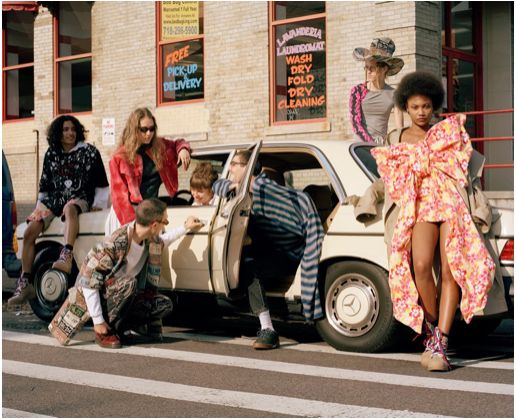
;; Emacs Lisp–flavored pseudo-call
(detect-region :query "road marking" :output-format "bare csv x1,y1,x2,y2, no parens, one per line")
164,331,515,370
3,331,513,396
2,408,55,418
3,360,447,418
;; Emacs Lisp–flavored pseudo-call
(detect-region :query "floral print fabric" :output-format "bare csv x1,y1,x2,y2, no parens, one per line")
372,116,495,333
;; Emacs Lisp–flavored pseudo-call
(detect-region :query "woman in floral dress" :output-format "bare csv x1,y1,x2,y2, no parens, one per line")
371,72,495,371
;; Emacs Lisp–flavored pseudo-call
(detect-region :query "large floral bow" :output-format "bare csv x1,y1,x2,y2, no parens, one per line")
372,116,472,251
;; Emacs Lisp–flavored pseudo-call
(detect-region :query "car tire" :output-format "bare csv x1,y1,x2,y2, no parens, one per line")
315,261,400,352
29,245,76,322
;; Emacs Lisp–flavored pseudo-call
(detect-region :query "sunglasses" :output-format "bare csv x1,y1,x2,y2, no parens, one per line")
364,65,378,72
139,126,156,134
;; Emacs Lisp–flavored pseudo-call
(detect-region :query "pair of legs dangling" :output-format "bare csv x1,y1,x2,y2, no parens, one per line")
412,221,459,371
8,204,80,306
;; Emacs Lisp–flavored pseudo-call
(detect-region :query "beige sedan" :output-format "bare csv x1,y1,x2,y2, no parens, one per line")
16,139,514,352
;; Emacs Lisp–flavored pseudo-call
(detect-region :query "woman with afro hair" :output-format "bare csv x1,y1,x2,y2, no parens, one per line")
9,115,109,306
349,71,498,371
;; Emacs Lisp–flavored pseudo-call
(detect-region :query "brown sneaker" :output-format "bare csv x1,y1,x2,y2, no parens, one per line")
427,327,451,372
95,332,121,349
52,247,73,274
8,275,36,306
8,284,36,305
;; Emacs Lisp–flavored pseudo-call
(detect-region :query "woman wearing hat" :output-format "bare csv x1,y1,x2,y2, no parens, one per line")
349,37,404,144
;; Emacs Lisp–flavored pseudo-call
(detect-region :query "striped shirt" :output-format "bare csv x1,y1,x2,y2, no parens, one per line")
213,174,324,321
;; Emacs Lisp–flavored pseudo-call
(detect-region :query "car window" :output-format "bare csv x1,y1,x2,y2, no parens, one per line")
351,144,380,179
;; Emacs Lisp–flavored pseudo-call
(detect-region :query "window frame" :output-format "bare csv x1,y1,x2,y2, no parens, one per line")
441,2,483,148
268,1,327,126
2,10,35,123
156,1,205,107
53,1,92,116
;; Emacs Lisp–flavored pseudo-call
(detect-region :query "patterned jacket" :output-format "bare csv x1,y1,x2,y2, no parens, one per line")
76,223,163,291
109,137,191,225
39,142,109,216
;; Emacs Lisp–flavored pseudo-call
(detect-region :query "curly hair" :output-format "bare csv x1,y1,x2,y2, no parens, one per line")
190,162,219,190
46,115,86,149
118,107,164,169
394,71,445,111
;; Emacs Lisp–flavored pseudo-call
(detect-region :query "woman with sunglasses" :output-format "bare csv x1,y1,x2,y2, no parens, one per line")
106,107,191,235
349,37,404,144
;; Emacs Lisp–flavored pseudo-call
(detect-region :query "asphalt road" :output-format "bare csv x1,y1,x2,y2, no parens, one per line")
2,297,514,418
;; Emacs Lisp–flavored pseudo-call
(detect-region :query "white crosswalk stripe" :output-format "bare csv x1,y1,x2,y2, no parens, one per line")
3,360,447,418
3,330,513,395
3,329,513,418
2,408,55,418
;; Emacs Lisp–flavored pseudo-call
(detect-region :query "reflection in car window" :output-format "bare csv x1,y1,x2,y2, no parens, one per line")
352,145,380,179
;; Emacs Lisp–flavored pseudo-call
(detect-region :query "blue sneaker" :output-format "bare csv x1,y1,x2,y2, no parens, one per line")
253,328,279,350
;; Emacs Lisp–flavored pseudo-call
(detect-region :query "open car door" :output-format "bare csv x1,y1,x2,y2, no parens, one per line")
209,142,262,296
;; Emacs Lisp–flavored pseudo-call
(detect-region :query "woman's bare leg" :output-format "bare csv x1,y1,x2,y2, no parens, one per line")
412,222,440,323
437,222,459,335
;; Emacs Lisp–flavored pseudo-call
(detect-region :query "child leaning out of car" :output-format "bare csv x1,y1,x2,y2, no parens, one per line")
190,162,218,206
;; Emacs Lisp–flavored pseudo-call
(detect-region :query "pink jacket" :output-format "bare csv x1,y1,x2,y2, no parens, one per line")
109,137,190,224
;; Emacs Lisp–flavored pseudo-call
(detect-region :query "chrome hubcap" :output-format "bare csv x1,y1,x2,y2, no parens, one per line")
39,269,68,304
326,274,379,337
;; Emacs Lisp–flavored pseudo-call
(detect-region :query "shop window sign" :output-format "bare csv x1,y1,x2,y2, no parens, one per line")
274,20,326,122
161,40,203,102
158,1,204,105
161,1,200,39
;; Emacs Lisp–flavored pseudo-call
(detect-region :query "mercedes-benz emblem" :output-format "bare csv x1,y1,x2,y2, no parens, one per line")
342,295,360,316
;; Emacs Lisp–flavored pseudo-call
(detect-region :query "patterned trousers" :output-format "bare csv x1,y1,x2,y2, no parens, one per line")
101,275,173,336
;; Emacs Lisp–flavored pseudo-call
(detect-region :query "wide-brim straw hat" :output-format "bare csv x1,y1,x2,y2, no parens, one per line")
353,37,404,76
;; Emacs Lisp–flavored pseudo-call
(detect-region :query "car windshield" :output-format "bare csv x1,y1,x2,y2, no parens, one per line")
351,144,380,180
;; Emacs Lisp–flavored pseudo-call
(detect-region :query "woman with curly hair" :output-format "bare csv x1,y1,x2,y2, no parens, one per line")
106,107,191,234
350,71,496,371
8,115,109,306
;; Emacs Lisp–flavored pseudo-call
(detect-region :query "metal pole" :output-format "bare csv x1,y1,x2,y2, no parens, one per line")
33,129,39,201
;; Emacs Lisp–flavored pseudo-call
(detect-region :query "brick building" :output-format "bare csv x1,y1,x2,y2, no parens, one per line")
2,1,513,220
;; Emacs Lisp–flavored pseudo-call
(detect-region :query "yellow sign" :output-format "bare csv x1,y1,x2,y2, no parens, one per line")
161,1,200,40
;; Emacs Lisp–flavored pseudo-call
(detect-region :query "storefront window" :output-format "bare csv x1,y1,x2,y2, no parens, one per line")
55,1,92,114
2,11,35,120
270,2,326,123
157,2,204,105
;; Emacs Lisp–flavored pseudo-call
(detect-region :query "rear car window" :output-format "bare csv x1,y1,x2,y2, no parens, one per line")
351,144,380,180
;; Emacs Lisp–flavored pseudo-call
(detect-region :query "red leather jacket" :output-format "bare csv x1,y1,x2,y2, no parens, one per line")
109,137,190,224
